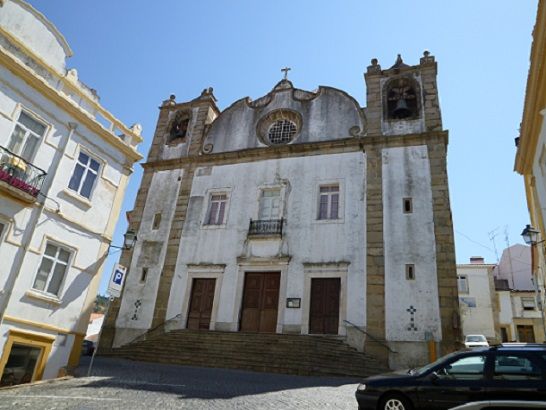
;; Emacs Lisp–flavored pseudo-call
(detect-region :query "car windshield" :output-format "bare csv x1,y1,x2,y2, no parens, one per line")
466,335,486,342
411,351,462,376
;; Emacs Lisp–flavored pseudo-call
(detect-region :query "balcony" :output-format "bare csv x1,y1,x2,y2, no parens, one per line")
0,146,46,202
248,218,284,237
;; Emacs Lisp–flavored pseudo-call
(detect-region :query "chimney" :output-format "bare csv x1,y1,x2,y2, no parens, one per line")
470,256,484,264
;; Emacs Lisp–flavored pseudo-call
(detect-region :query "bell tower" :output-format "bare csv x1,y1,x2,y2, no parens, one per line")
364,51,442,136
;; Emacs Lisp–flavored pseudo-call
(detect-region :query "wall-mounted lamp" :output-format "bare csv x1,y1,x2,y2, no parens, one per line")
521,224,543,246
109,229,137,251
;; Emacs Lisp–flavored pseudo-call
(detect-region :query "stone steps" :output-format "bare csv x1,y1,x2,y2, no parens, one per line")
105,329,388,377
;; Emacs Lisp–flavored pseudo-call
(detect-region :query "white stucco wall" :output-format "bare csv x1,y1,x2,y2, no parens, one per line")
457,264,497,340
383,145,441,342
0,10,138,379
0,0,70,74
157,152,367,335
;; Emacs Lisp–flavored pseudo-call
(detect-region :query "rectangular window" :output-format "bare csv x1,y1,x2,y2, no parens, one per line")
8,111,46,162
258,189,281,220
403,198,413,213
68,151,100,199
32,242,71,296
457,275,469,294
318,185,339,220
152,213,162,230
140,267,148,283
521,297,536,311
206,193,227,225
405,264,415,280
0,221,5,242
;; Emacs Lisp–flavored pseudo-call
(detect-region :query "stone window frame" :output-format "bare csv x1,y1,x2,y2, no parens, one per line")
7,107,50,164
256,109,302,147
254,183,286,221
67,148,102,201
201,187,232,229
382,75,422,121
31,239,75,298
313,179,345,224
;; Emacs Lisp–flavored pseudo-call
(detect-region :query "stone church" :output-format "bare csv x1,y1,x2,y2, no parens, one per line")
102,52,460,369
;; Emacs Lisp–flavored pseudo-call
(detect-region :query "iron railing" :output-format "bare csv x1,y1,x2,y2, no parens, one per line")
0,146,46,198
248,218,284,237
343,319,397,353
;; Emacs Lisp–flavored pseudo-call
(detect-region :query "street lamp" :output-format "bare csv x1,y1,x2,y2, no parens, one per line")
521,224,541,246
109,229,137,251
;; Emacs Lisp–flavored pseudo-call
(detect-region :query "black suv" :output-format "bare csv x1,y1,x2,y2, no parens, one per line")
355,344,546,410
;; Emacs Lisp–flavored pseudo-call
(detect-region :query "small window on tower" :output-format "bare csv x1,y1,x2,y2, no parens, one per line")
405,264,415,280
152,213,162,230
140,267,148,283
403,198,413,214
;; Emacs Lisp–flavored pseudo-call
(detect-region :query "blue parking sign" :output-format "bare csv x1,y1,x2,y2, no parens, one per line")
108,264,127,298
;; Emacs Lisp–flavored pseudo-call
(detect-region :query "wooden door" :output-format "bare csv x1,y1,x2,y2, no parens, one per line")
517,325,536,342
309,278,340,334
187,278,216,330
240,272,280,333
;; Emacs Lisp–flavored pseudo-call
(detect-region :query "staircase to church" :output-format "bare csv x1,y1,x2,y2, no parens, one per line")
103,330,388,377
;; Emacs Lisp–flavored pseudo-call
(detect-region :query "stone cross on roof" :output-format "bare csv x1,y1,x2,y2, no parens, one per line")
281,67,291,80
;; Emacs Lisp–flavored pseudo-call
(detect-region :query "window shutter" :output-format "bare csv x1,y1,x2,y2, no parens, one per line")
330,193,339,219
319,195,328,219
217,200,226,225
208,201,218,224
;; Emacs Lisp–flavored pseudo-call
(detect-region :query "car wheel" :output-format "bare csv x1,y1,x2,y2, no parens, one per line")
379,394,413,410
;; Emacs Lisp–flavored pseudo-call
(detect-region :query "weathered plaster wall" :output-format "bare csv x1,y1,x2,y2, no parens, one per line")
164,152,366,335
114,169,182,345
383,145,441,342
204,86,363,153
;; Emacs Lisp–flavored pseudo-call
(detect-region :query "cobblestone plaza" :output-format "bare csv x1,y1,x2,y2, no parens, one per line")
0,357,360,409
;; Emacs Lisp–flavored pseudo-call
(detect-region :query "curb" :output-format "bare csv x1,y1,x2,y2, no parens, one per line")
0,376,73,391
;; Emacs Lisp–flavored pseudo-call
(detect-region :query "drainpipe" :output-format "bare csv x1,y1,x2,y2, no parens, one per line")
0,122,78,326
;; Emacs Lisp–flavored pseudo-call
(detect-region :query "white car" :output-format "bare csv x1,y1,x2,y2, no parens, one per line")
464,334,489,348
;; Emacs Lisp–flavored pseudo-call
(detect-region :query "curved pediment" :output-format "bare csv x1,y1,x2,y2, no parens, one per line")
203,81,366,154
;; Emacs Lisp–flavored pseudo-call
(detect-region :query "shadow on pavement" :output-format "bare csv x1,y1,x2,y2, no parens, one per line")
76,356,361,400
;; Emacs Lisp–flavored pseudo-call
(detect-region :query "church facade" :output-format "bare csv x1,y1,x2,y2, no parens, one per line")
102,52,460,368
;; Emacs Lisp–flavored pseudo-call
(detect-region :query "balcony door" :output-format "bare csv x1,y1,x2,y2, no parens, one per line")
258,189,281,220
7,112,46,163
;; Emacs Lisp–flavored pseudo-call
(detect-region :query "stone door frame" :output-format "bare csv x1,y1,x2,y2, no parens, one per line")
178,265,224,330
302,262,349,336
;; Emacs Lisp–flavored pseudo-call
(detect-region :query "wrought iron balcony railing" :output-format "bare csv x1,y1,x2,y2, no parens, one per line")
248,218,284,237
0,146,46,198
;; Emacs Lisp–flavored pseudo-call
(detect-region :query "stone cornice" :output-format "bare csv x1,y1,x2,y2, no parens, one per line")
0,41,143,163
515,0,546,174
142,131,449,170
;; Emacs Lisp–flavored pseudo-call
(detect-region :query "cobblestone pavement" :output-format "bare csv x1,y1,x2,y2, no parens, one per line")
0,356,361,409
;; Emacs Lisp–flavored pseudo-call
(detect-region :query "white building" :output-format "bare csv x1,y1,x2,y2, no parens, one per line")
0,0,141,386
102,53,460,370
456,257,498,341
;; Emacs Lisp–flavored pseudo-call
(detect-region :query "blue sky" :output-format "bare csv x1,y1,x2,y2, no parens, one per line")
27,0,537,294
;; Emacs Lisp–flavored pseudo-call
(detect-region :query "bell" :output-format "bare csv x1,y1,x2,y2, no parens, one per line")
393,98,411,119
